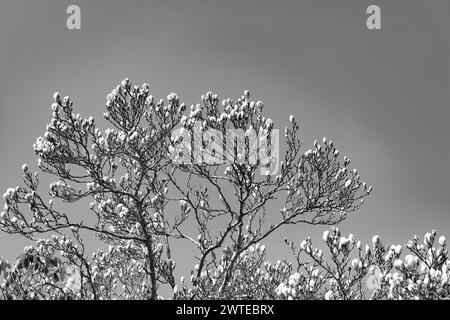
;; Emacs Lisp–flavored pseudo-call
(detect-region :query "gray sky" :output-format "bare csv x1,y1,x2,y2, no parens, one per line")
0,0,449,267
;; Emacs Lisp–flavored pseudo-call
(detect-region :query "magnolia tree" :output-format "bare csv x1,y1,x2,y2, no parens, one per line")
5,78,440,300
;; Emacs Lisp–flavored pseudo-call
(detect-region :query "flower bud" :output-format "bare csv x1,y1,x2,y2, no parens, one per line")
289,115,295,123
53,92,60,103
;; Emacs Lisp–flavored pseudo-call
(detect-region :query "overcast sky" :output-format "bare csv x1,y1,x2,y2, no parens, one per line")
0,0,449,267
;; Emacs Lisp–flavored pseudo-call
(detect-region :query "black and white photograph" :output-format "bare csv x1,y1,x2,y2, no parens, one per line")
0,0,449,312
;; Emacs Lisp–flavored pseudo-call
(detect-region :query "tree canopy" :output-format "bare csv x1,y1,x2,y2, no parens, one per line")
1,79,448,300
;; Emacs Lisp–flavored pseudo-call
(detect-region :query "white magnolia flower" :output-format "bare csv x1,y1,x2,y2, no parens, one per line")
429,268,437,279
3,188,16,200
324,290,334,300
300,240,307,250
439,236,446,246
394,259,404,269
167,92,178,102
405,254,418,269
372,235,381,247
442,273,449,285
420,262,428,275
424,232,433,245
423,275,430,287
393,244,402,255
348,234,354,243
